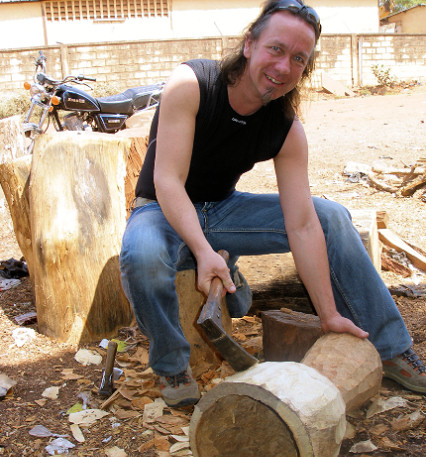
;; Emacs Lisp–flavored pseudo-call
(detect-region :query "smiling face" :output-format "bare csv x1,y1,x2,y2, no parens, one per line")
242,11,316,106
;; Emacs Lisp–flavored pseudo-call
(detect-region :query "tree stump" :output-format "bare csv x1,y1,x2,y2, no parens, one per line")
189,362,346,457
262,308,322,362
29,132,134,344
302,333,382,412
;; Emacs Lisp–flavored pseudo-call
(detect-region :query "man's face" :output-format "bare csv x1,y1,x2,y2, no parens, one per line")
243,11,316,105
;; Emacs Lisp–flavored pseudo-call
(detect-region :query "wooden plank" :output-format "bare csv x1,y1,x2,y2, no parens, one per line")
376,210,389,229
350,208,381,272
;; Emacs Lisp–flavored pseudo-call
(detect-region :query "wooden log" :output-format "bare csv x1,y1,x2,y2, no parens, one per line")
177,269,232,379
29,132,134,344
190,362,346,457
0,155,34,280
381,249,412,277
378,228,426,271
302,333,382,412
262,309,322,362
399,174,426,197
0,115,26,165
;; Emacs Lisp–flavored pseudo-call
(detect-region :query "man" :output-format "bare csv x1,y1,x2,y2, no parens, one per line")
120,0,425,407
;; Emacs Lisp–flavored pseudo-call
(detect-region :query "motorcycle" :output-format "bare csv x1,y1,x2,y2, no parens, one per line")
23,51,164,152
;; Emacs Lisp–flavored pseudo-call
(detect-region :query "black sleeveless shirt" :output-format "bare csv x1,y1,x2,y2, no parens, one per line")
135,59,294,202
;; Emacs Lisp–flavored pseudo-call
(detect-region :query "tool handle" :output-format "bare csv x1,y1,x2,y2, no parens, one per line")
207,249,230,302
105,340,118,375
197,249,230,325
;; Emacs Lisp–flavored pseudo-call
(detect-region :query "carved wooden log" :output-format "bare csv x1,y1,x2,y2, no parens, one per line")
0,155,34,279
177,269,232,379
302,333,382,412
189,362,346,457
190,334,382,456
29,132,134,343
262,309,322,362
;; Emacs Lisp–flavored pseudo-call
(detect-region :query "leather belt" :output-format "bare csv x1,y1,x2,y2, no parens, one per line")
132,196,156,210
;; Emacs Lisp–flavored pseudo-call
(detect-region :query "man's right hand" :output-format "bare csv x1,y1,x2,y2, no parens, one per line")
196,250,236,297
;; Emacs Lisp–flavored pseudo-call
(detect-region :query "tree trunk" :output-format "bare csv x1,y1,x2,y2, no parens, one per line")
190,333,382,456
29,132,134,344
190,362,346,457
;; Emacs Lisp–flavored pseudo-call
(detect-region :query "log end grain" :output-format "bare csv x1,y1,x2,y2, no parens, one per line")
190,362,346,457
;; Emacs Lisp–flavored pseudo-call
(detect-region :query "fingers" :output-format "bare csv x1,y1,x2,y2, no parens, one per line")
322,316,369,340
351,325,369,339
196,252,236,296
221,274,236,294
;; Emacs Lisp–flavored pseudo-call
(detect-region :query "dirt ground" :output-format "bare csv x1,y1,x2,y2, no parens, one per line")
0,85,425,456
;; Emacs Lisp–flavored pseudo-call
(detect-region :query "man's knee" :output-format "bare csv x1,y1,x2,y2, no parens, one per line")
120,232,167,277
314,199,352,233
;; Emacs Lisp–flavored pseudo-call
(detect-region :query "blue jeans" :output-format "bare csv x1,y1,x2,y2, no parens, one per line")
119,191,412,376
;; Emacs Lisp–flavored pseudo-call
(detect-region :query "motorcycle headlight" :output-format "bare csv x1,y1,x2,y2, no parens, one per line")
30,83,46,97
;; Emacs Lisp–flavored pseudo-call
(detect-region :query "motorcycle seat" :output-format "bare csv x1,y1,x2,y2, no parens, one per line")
97,94,134,115
97,84,163,115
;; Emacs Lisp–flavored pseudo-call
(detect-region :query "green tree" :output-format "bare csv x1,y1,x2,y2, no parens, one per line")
379,0,425,13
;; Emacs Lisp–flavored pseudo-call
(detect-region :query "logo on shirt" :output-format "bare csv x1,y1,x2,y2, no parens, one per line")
231,117,247,125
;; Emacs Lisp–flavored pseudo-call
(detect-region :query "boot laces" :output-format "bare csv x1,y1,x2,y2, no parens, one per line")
164,371,191,388
401,349,426,374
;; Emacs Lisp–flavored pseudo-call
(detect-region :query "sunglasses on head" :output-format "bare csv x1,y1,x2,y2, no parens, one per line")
265,0,322,37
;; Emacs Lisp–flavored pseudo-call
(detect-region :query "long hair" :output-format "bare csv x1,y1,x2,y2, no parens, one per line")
220,0,320,117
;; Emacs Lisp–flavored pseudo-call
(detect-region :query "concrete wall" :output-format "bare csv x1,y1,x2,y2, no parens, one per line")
1,33,425,93
0,0,380,50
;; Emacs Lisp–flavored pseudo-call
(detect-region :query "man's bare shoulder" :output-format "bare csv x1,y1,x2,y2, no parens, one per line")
161,63,200,115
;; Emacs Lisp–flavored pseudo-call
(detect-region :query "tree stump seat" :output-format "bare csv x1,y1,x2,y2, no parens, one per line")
0,128,228,377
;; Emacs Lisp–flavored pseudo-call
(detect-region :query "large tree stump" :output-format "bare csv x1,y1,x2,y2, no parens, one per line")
190,362,346,457
0,155,34,279
29,132,134,343
302,333,382,412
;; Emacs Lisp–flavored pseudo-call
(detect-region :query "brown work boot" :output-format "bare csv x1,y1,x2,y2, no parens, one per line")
159,367,200,407
383,348,426,393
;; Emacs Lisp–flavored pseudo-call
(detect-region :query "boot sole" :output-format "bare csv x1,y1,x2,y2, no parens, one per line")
383,370,426,394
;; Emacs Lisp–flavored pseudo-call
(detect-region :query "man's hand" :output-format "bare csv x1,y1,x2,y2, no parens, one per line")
321,313,369,339
196,250,236,297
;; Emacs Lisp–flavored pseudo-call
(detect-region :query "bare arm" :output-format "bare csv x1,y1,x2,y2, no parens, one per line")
153,64,235,296
274,119,368,338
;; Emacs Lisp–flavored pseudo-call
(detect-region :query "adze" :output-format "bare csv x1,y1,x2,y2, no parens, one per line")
197,249,258,372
